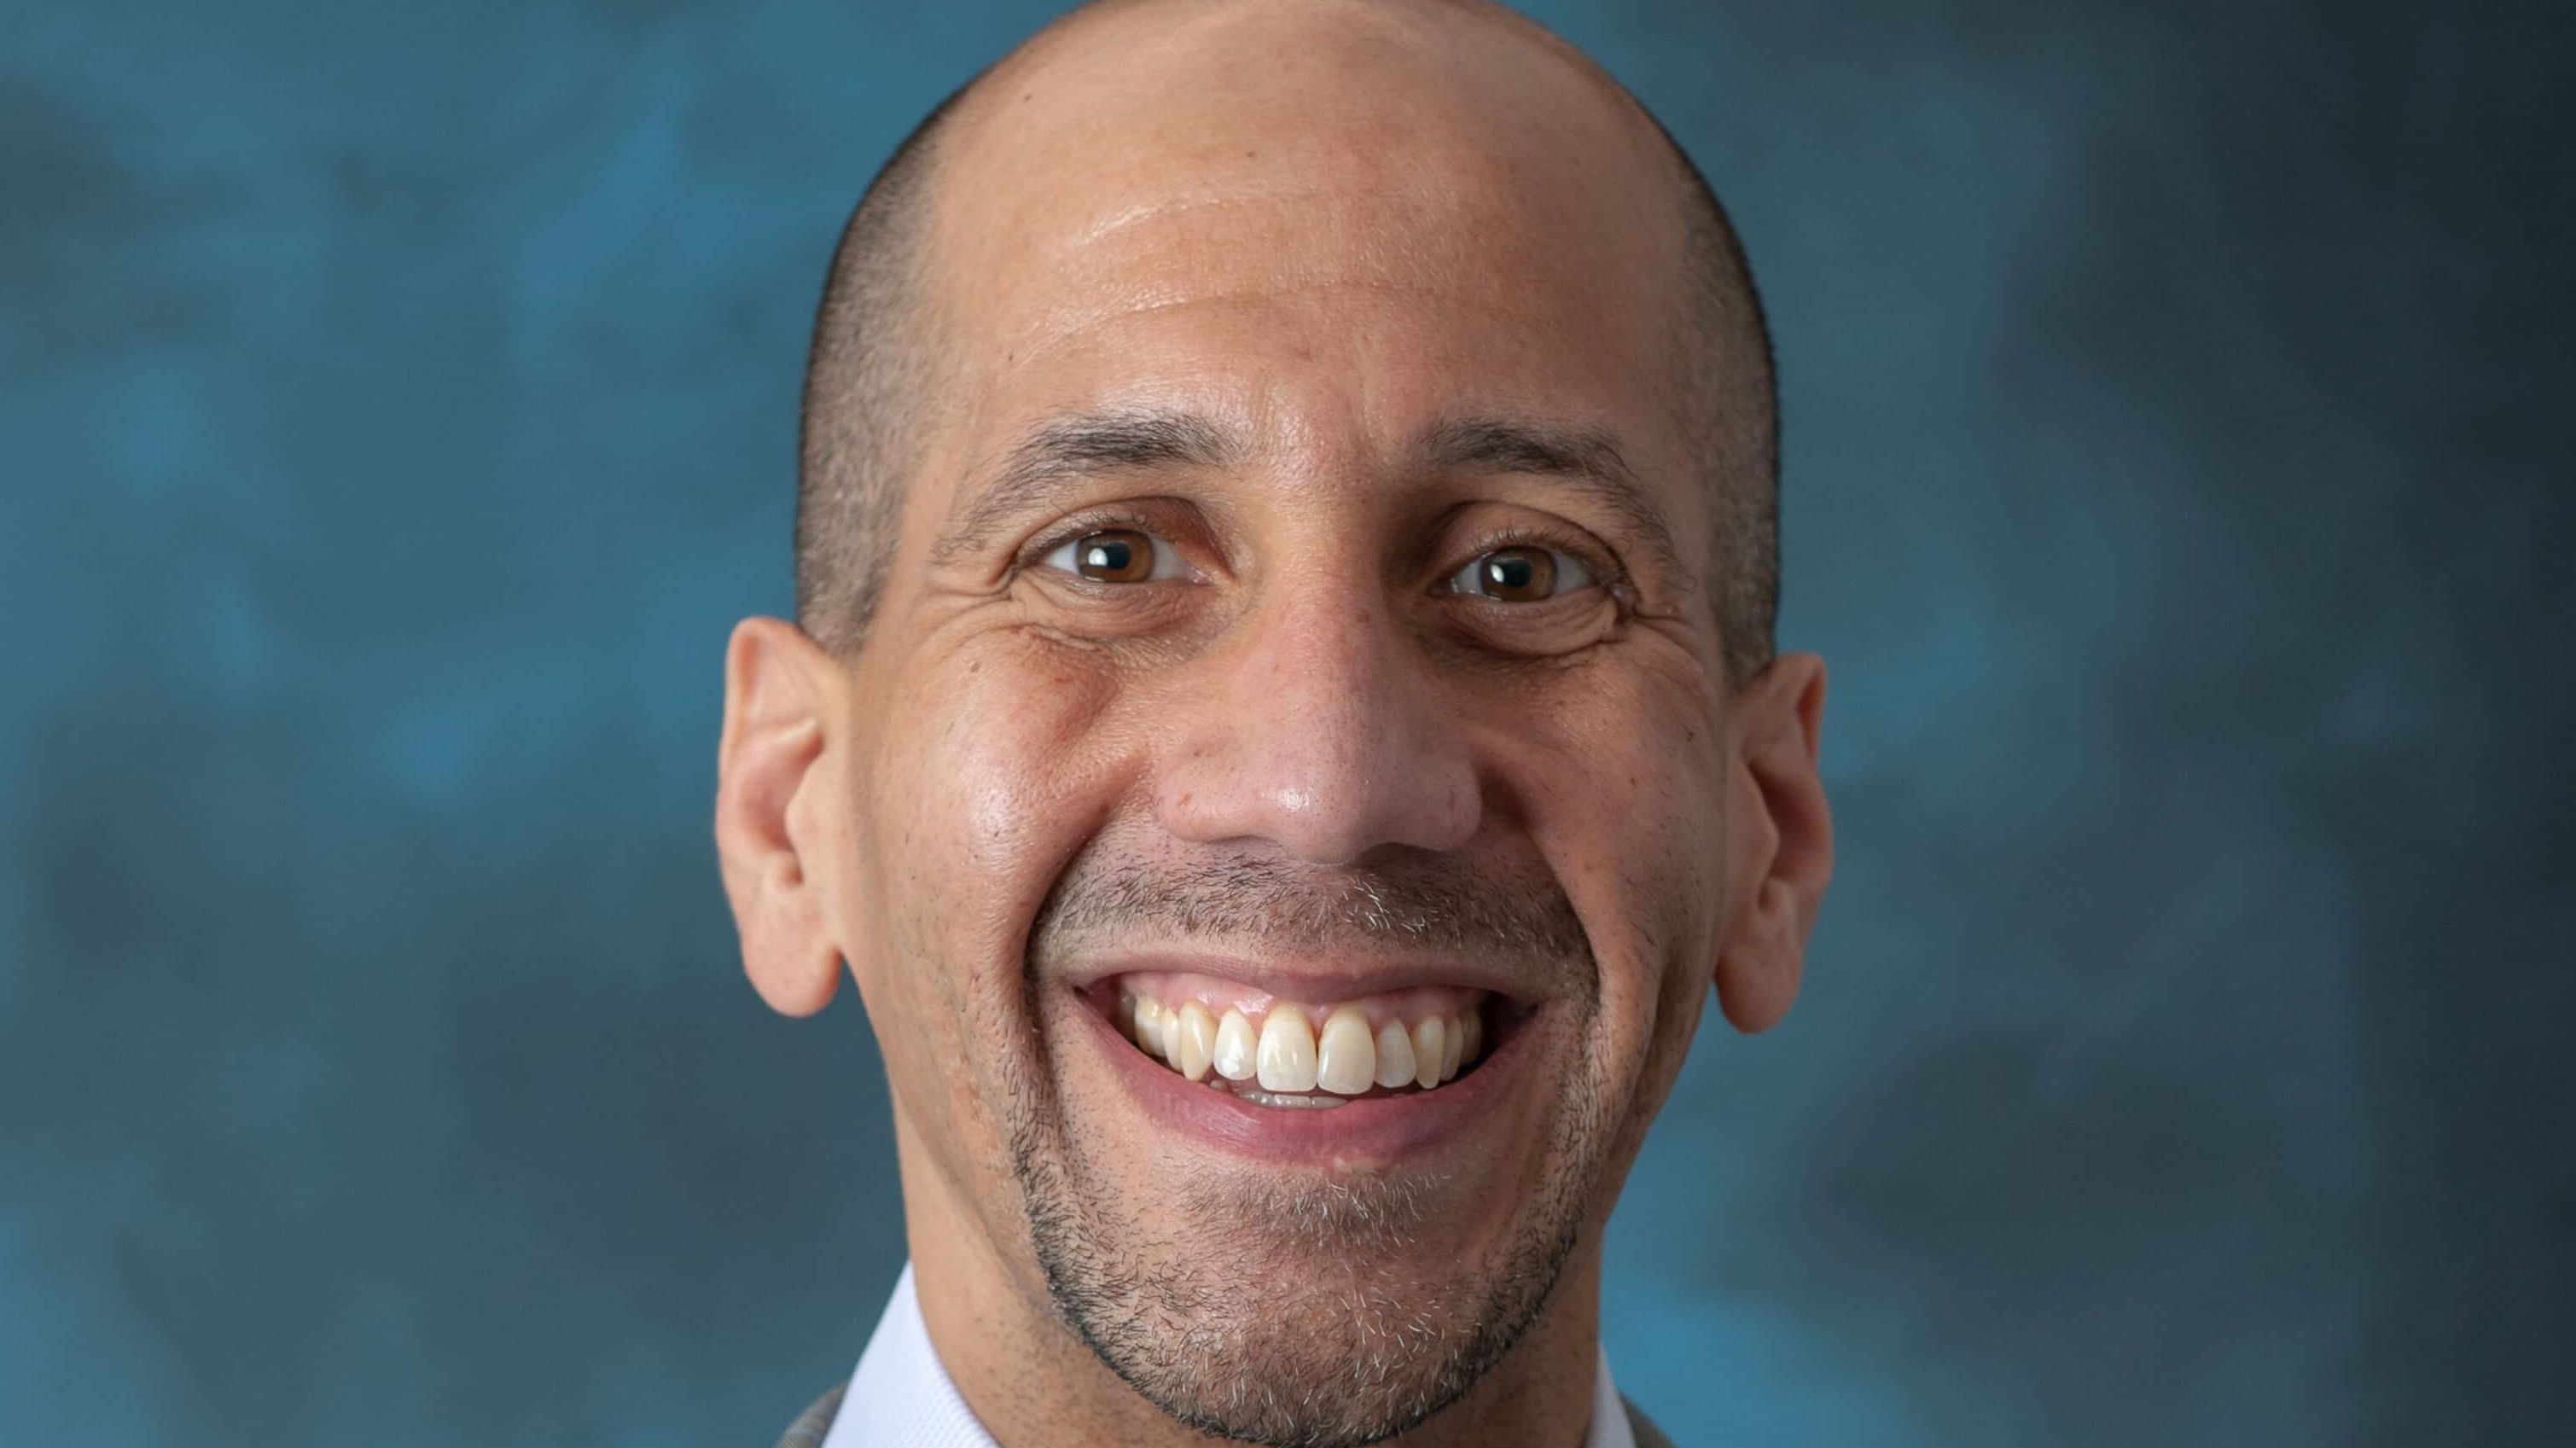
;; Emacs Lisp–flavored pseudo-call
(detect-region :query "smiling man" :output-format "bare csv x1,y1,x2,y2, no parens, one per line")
714,1,1832,1445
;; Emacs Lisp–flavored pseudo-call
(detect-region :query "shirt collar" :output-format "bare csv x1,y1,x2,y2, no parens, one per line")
821,1263,1636,1448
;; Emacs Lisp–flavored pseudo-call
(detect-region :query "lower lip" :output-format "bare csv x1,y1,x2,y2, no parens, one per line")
1071,993,1526,1166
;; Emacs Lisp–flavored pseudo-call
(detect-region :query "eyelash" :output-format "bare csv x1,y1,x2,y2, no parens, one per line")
1016,509,1187,577
1439,525,1627,602
1015,513,1627,601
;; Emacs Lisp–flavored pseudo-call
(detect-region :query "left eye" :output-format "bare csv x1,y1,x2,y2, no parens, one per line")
1039,527,1190,584
1447,545,1594,602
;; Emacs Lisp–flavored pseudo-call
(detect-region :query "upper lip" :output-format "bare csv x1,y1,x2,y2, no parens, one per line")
1051,947,1545,1005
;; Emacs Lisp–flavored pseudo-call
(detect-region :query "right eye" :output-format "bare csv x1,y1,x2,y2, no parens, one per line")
1038,527,1188,584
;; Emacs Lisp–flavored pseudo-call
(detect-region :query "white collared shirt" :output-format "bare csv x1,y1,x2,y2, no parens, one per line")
821,1264,1637,1448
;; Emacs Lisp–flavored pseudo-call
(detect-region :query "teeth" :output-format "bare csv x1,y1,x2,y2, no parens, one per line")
1411,1017,1446,1090
1373,1019,1416,1088
1234,1088,1348,1109
1256,1009,1320,1092
1316,1008,1377,1095
1213,1009,1259,1081
1172,1002,1217,1082
1119,990,1496,1101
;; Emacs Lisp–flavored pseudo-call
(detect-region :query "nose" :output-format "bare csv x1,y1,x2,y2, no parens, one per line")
1154,588,1481,865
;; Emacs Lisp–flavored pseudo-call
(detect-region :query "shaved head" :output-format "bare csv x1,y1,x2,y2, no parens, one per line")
727,4,1835,1444
796,0,1780,682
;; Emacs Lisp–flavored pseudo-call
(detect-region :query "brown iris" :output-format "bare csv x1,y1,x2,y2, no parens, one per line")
1474,546,1557,602
1073,529,1155,583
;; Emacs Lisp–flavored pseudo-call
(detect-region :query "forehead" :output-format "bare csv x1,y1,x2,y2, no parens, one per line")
917,3,1695,468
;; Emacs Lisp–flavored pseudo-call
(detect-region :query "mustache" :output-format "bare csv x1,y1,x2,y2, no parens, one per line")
1026,846,1596,977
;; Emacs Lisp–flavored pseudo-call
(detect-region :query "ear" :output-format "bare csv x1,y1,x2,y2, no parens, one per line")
1712,651,1834,1033
714,616,848,1017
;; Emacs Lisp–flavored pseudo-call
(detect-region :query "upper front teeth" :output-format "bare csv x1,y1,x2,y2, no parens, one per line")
1316,1009,1375,1095
1118,992,1484,1097
1256,1009,1318,1091
1372,1021,1416,1088
1172,1002,1218,1082
1214,1009,1259,1081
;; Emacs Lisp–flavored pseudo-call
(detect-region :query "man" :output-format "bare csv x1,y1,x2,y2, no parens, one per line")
713,0,1833,1443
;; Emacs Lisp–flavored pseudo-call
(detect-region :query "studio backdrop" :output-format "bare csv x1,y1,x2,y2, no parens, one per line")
3,1,2569,1444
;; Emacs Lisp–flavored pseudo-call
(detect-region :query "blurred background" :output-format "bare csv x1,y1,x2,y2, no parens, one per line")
4,0,2571,1443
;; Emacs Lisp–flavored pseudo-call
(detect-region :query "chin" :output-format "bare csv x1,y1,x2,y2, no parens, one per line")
1032,1169,1575,1448
993,985,1614,1448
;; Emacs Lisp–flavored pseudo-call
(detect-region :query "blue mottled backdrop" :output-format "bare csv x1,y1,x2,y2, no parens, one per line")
4,1,2570,1443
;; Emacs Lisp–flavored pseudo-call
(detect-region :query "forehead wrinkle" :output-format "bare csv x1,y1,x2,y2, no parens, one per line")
1052,183,1369,258
994,208,1608,373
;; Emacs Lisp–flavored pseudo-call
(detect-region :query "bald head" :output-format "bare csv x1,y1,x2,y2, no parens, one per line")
740,9,1832,1440
798,0,1777,680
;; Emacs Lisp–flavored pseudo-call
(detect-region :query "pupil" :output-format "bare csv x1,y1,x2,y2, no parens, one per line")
1483,550,1550,598
1084,539,1133,573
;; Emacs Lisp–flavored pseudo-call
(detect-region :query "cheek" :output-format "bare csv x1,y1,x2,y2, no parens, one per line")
861,633,1134,1019
1493,648,1728,1060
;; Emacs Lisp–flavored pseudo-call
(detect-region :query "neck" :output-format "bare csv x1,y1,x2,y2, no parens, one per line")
896,1109,1607,1448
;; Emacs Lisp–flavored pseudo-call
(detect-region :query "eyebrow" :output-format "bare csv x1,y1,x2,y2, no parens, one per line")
931,408,1245,564
928,407,1689,580
1416,416,1687,580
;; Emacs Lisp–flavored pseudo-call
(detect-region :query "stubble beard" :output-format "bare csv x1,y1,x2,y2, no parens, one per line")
993,845,1621,1446
997,1020,1617,1448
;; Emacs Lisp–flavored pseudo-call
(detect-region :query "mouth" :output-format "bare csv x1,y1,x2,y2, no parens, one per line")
1068,964,1541,1163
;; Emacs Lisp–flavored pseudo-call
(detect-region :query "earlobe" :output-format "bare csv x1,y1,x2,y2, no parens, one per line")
714,616,848,1017
1712,652,1834,1033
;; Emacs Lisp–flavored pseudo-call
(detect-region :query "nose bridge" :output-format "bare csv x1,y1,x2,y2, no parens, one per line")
1256,585,1400,771
1157,566,1480,864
